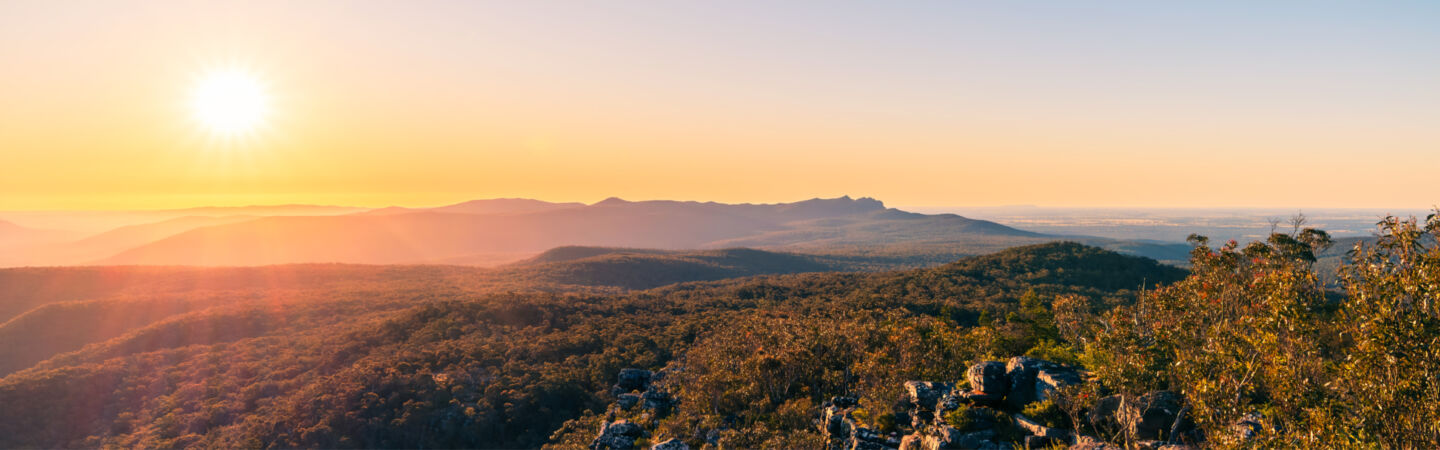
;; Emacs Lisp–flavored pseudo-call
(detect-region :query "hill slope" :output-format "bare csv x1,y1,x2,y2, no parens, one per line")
0,246,933,377
504,247,854,290
0,220,79,248
0,243,1182,448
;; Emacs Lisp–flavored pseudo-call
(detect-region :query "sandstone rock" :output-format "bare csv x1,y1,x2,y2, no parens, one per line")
850,427,901,450
821,397,859,450
904,381,954,410
852,439,893,450
616,393,641,409
1012,413,1068,440
922,427,998,450
1035,368,1083,403
1119,391,1194,441
1069,435,1122,450
641,389,674,415
591,419,648,450
616,368,653,392
1003,357,1042,409
1230,412,1263,443
1134,440,1190,450
1022,434,1061,449
910,409,934,429
1004,357,1083,409
1086,395,1122,435
650,438,689,450
954,389,1004,407
830,396,859,408
966,361,1008,396
898,433,923,450
821,398,856,435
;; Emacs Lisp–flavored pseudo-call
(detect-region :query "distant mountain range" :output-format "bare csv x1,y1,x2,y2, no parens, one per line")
0,196,1193,267
0,220,80,248
95,196,1038,266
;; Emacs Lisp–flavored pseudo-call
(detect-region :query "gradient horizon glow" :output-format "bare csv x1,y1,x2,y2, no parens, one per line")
1,1,1437,210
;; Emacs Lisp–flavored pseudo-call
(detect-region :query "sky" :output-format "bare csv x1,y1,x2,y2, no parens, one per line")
1,1,1437,210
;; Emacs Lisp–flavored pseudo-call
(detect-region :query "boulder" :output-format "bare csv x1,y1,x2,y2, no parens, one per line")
1035,368,1083,403
1070,435,1123,449
1134,440,1197,450
1004,357,1042,409
953,390,1004,407
1230,412,1263,443
1012,413,1069,440
650,438,689,450
921,427,997,450
1004,357,1082,409
904,381,954,410
1086,395,1122,435
910,409,934,429
898,433,923,450
591,419,648,450
821,398,858,450
641,389,675,415
1119,391,1194,441
966,361,1008,396
822,398,857,436
1022,435,1061,449
616,393,641,409
850,427,901,450
616,368,653,392
934,393,962,420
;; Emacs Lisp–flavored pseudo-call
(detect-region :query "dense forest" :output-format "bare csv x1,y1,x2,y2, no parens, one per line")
0,214,1436,448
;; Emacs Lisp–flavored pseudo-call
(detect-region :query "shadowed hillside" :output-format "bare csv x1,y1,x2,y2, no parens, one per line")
0,245,950,378
506,247,855,290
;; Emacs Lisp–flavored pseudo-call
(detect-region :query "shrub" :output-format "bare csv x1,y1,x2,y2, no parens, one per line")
943,405,973,430
1021,399,1067,429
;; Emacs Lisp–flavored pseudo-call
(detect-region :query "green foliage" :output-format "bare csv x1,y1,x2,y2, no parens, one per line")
943,405,973,430
873,412,898,433
1077,213,1440,448
1331,214,1440,445
1021,399,1067,429
1024,339,1081,367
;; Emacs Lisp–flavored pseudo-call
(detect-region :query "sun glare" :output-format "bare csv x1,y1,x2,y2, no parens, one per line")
190,69,269,136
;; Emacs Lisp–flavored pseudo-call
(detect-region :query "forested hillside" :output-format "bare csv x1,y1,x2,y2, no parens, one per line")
0,242,1180,448
2,213,1436,449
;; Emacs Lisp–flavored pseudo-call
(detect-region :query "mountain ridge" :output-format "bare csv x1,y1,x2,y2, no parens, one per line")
98,196,1035,266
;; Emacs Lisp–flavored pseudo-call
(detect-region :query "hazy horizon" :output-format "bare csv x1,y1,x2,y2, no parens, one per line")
1,195,1436,214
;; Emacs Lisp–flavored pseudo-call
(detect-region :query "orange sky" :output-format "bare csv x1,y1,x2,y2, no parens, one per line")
2,1,1437,211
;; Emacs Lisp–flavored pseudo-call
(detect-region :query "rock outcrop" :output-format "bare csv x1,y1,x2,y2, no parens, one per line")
590,368,683,450
1004,356,1084,410
1119,391,1194,441
591,419,647,450
818,357,1205,449
820,396,903,450
616,368,652,393
966,361,1009,397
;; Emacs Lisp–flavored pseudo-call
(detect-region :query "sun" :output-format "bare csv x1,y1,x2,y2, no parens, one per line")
190,69,269,136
